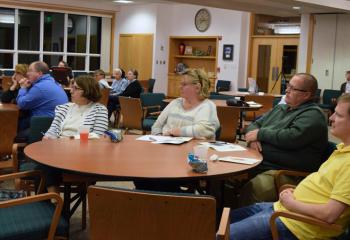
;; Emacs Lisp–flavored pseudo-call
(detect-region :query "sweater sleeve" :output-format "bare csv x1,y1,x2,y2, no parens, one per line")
151,100,175,135
91,104,109,136
45,104,68,138
258,108,327,149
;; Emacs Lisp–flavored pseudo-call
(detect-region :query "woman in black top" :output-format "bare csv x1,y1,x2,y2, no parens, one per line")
120,69,143,98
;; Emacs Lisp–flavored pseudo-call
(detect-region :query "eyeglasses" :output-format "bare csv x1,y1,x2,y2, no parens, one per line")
71,85,83,91
180,81,199,87
286,83,308,93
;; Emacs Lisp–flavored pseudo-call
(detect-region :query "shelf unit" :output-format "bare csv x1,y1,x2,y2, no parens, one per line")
167,36,219,97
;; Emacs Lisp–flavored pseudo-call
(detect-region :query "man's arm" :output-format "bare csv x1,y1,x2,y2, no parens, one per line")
279,188,348,224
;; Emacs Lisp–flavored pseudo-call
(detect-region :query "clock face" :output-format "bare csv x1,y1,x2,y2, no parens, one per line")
195,9,210,32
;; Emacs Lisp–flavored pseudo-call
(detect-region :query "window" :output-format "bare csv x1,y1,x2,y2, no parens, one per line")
18,10,40,51
44,12,64,52
0,7,105,71
0,8,15,50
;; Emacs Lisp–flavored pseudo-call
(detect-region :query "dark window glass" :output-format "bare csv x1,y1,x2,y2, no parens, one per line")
67,14,87,53
90,17,101,54
0,8,15,50
67,56,85,70
44,12,64,52
43,55,63,68
0,53,13,68
18,54,39,65
89,57,100,71
18,10,40,50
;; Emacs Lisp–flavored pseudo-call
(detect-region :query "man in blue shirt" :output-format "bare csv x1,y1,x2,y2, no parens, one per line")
16,61,68,136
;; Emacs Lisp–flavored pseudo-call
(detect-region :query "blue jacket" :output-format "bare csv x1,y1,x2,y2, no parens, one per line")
16,74,68,117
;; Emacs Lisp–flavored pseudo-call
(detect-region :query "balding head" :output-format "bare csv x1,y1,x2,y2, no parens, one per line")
27,61,50,83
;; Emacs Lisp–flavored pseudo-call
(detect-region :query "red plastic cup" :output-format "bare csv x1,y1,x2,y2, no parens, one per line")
80,132,89,142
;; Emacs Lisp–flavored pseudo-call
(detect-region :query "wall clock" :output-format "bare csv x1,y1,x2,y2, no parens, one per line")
195,8,211,32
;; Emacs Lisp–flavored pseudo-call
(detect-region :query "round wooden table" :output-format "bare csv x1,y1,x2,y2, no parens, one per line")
24,135,262,180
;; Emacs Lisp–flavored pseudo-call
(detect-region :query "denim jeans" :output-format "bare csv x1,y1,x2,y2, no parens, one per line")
230,202,298,240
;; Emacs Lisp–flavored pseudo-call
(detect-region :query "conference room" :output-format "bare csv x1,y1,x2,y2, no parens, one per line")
1,0,350,239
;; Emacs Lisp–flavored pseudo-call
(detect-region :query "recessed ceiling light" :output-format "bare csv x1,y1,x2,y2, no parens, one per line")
113,0,134,3
292,6,301,10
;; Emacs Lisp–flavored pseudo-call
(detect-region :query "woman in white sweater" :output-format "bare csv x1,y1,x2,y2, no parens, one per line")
44,75,108,139
152,68,219,139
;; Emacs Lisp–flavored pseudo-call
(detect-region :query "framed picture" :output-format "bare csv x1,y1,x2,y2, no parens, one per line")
223,44,234,61
184,46,193,55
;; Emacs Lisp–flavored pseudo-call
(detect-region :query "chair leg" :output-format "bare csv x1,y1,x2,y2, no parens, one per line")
81,183,87,230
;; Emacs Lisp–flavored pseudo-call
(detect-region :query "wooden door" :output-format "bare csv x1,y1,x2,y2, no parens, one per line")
250,37,299,94
119,34,153,81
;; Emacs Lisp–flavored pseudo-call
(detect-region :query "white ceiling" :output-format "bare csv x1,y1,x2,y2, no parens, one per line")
15,0,350,16
104,0,350,16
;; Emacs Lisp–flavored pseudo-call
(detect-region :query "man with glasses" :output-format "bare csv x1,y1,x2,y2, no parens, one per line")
16,61,68,140
237,73,328,206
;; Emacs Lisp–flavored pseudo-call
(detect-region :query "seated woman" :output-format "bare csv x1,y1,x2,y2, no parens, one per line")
107,68,129,119
152,68,219,139
43,75,108,192
135,69,219,192
1,64,28,103
119,68,143,98
57,60,74,86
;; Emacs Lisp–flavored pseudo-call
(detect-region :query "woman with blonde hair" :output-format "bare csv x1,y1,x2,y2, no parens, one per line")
1,64,28,103
152,68,219,139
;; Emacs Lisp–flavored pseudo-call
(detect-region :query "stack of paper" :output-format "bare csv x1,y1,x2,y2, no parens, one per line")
246,101,262,108
200,142,246,152
137,135,192,144
218,156,260,165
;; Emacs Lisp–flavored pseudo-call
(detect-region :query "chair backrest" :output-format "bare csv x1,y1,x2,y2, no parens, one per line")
244,95,275,121
0,109,19,157
4,70,14,76
148,78,156,93
140,92,166,114
1,76,13,91
28,116,54,144
322,89,341,105
99,88,110,107
88,186,217,240
119,96,143,131
216,80,231,92
216,106,240,143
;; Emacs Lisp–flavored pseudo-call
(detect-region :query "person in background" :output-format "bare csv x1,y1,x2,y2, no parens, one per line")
229,93,350,240
16,61,68,139
94,69,111,89
119,68,143,98
340,70,350,94
107,68,129,119
57,60,74,85
152,68,219,140
1,64,28,103
43,75,108,193
239,73,328,207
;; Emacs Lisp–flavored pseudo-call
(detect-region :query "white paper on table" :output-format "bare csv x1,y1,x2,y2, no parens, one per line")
136,135,192,144
245,101,262,108
200,142,246,152
218,156,260,165
74,132,100,139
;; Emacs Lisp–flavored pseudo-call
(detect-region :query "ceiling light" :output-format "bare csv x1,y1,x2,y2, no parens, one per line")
292,6,301,10
113,0,134,3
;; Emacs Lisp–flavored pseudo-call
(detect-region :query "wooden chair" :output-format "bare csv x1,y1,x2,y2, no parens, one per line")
216,106,240,143
270,175,344,240
88,186,230,240
119,96,145,134
0,108,19,173
1,76,13,91
0,171,68,240
244,95,275,121
99,88,110,107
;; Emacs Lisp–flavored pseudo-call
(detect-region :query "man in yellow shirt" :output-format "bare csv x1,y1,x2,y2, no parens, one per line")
230,94,350,240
